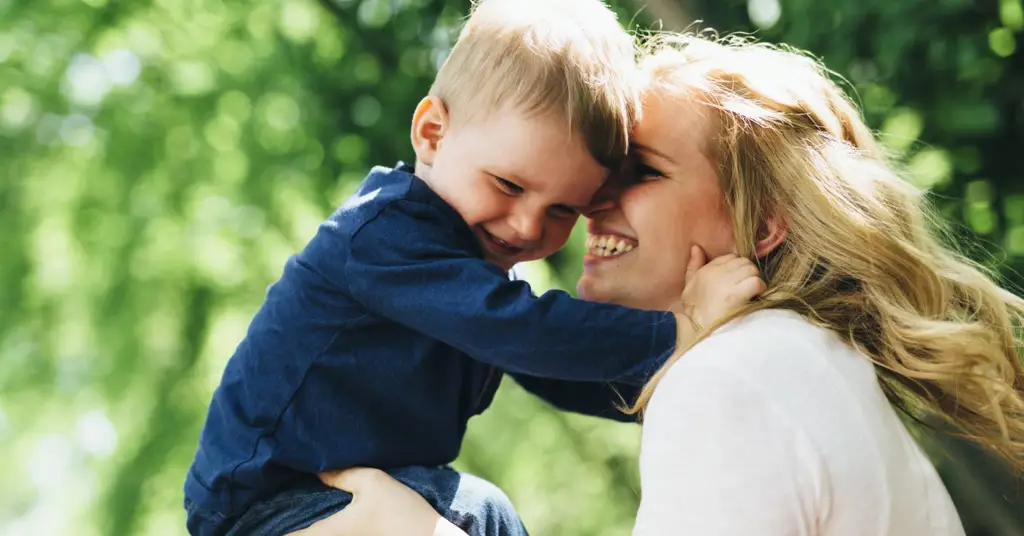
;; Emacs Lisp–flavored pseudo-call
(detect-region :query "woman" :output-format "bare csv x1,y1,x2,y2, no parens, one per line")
302,32,1024,535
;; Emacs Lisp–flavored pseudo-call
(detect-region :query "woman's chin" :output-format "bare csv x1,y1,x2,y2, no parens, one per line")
576,274,619,304
578,272,680,313
575,275,600,302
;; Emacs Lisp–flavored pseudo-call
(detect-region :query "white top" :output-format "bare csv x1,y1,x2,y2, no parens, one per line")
633,309,965,536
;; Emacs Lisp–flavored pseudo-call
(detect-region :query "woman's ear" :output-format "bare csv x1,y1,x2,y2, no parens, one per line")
410,96,449,167
755,213,788,258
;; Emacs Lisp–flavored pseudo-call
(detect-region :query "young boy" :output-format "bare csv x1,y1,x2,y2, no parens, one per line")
184,0,762,534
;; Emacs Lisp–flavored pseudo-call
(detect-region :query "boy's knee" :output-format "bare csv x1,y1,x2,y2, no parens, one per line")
449,473,527,536
386,467,526,536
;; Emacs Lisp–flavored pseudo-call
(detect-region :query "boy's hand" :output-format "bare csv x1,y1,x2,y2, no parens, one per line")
680,245,766,330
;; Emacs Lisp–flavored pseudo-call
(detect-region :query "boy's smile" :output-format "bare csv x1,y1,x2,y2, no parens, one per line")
478,227,527,259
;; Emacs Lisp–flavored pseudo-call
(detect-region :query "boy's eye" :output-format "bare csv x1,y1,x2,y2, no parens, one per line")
494,177,524,194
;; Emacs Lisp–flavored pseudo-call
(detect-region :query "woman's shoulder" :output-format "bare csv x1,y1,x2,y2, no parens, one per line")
655,308,877,423
681,308,841,370
640,310,837,501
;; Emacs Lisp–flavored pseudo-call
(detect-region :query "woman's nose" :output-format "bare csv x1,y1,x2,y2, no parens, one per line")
586,171,630,215
583,181,623,217
581,198,616,218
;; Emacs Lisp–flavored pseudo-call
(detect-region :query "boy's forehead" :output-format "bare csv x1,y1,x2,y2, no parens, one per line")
470,107,590,154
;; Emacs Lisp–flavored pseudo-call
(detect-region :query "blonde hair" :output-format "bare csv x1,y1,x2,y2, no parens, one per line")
628,31,1024,472
429,0,639,168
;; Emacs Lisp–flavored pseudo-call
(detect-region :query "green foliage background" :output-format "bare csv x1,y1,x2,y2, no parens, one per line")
1,0,1021,534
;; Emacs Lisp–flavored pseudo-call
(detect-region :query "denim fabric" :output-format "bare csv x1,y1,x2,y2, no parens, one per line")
225,467,528,536
184,162,677,536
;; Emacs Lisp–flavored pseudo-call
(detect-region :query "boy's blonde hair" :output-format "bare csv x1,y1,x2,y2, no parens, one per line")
429,0,639,168
627,32,1024,473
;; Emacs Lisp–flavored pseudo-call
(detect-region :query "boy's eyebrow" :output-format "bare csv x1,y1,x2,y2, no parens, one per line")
633,143,679,166
487,171,527,185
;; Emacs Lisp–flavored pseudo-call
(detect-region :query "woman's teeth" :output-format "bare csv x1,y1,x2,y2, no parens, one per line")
586,234,636,257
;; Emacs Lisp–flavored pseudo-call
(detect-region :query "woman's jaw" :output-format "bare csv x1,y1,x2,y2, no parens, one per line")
577,220,677,312
580,221,637,303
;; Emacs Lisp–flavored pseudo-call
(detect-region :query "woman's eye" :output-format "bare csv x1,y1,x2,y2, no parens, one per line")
636,163,665,181
549,205,579,218
495,177,524,194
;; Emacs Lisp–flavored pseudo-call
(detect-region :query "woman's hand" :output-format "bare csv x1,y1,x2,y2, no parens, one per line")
288,468,469,536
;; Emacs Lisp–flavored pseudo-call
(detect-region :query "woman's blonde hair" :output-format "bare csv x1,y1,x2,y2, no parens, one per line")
628,31,1024,472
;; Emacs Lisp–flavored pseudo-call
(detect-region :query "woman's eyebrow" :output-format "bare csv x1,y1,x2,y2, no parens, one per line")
633,143,679,166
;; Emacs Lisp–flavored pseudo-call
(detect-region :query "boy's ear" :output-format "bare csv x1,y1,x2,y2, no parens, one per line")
410,96,449,167
754,213,788,258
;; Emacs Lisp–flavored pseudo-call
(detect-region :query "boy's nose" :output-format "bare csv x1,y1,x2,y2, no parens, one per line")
510,213,544,243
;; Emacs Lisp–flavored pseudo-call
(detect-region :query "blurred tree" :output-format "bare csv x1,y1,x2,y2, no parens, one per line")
0,0,1020,534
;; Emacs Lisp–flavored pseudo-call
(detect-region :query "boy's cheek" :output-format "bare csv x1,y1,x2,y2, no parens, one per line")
536,222,577,258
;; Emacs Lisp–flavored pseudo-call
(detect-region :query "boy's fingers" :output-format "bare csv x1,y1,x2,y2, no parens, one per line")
706,252,738,267
723,256,756,271
718,258,760,282
685,245,707,285
734,263,762,281
733,276,767,299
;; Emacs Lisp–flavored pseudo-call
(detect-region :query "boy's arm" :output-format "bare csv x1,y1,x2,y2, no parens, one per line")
507,373,642,423
499,265,655,423
326,201,682,384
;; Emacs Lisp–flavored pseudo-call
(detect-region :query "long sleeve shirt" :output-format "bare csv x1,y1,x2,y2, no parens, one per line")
184,163,677,536
633,309,964,536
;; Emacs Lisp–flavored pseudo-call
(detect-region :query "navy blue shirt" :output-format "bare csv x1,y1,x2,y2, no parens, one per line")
184,163,677,536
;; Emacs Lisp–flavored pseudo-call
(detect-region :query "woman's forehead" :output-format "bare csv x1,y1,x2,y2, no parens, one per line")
635,90,716,163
